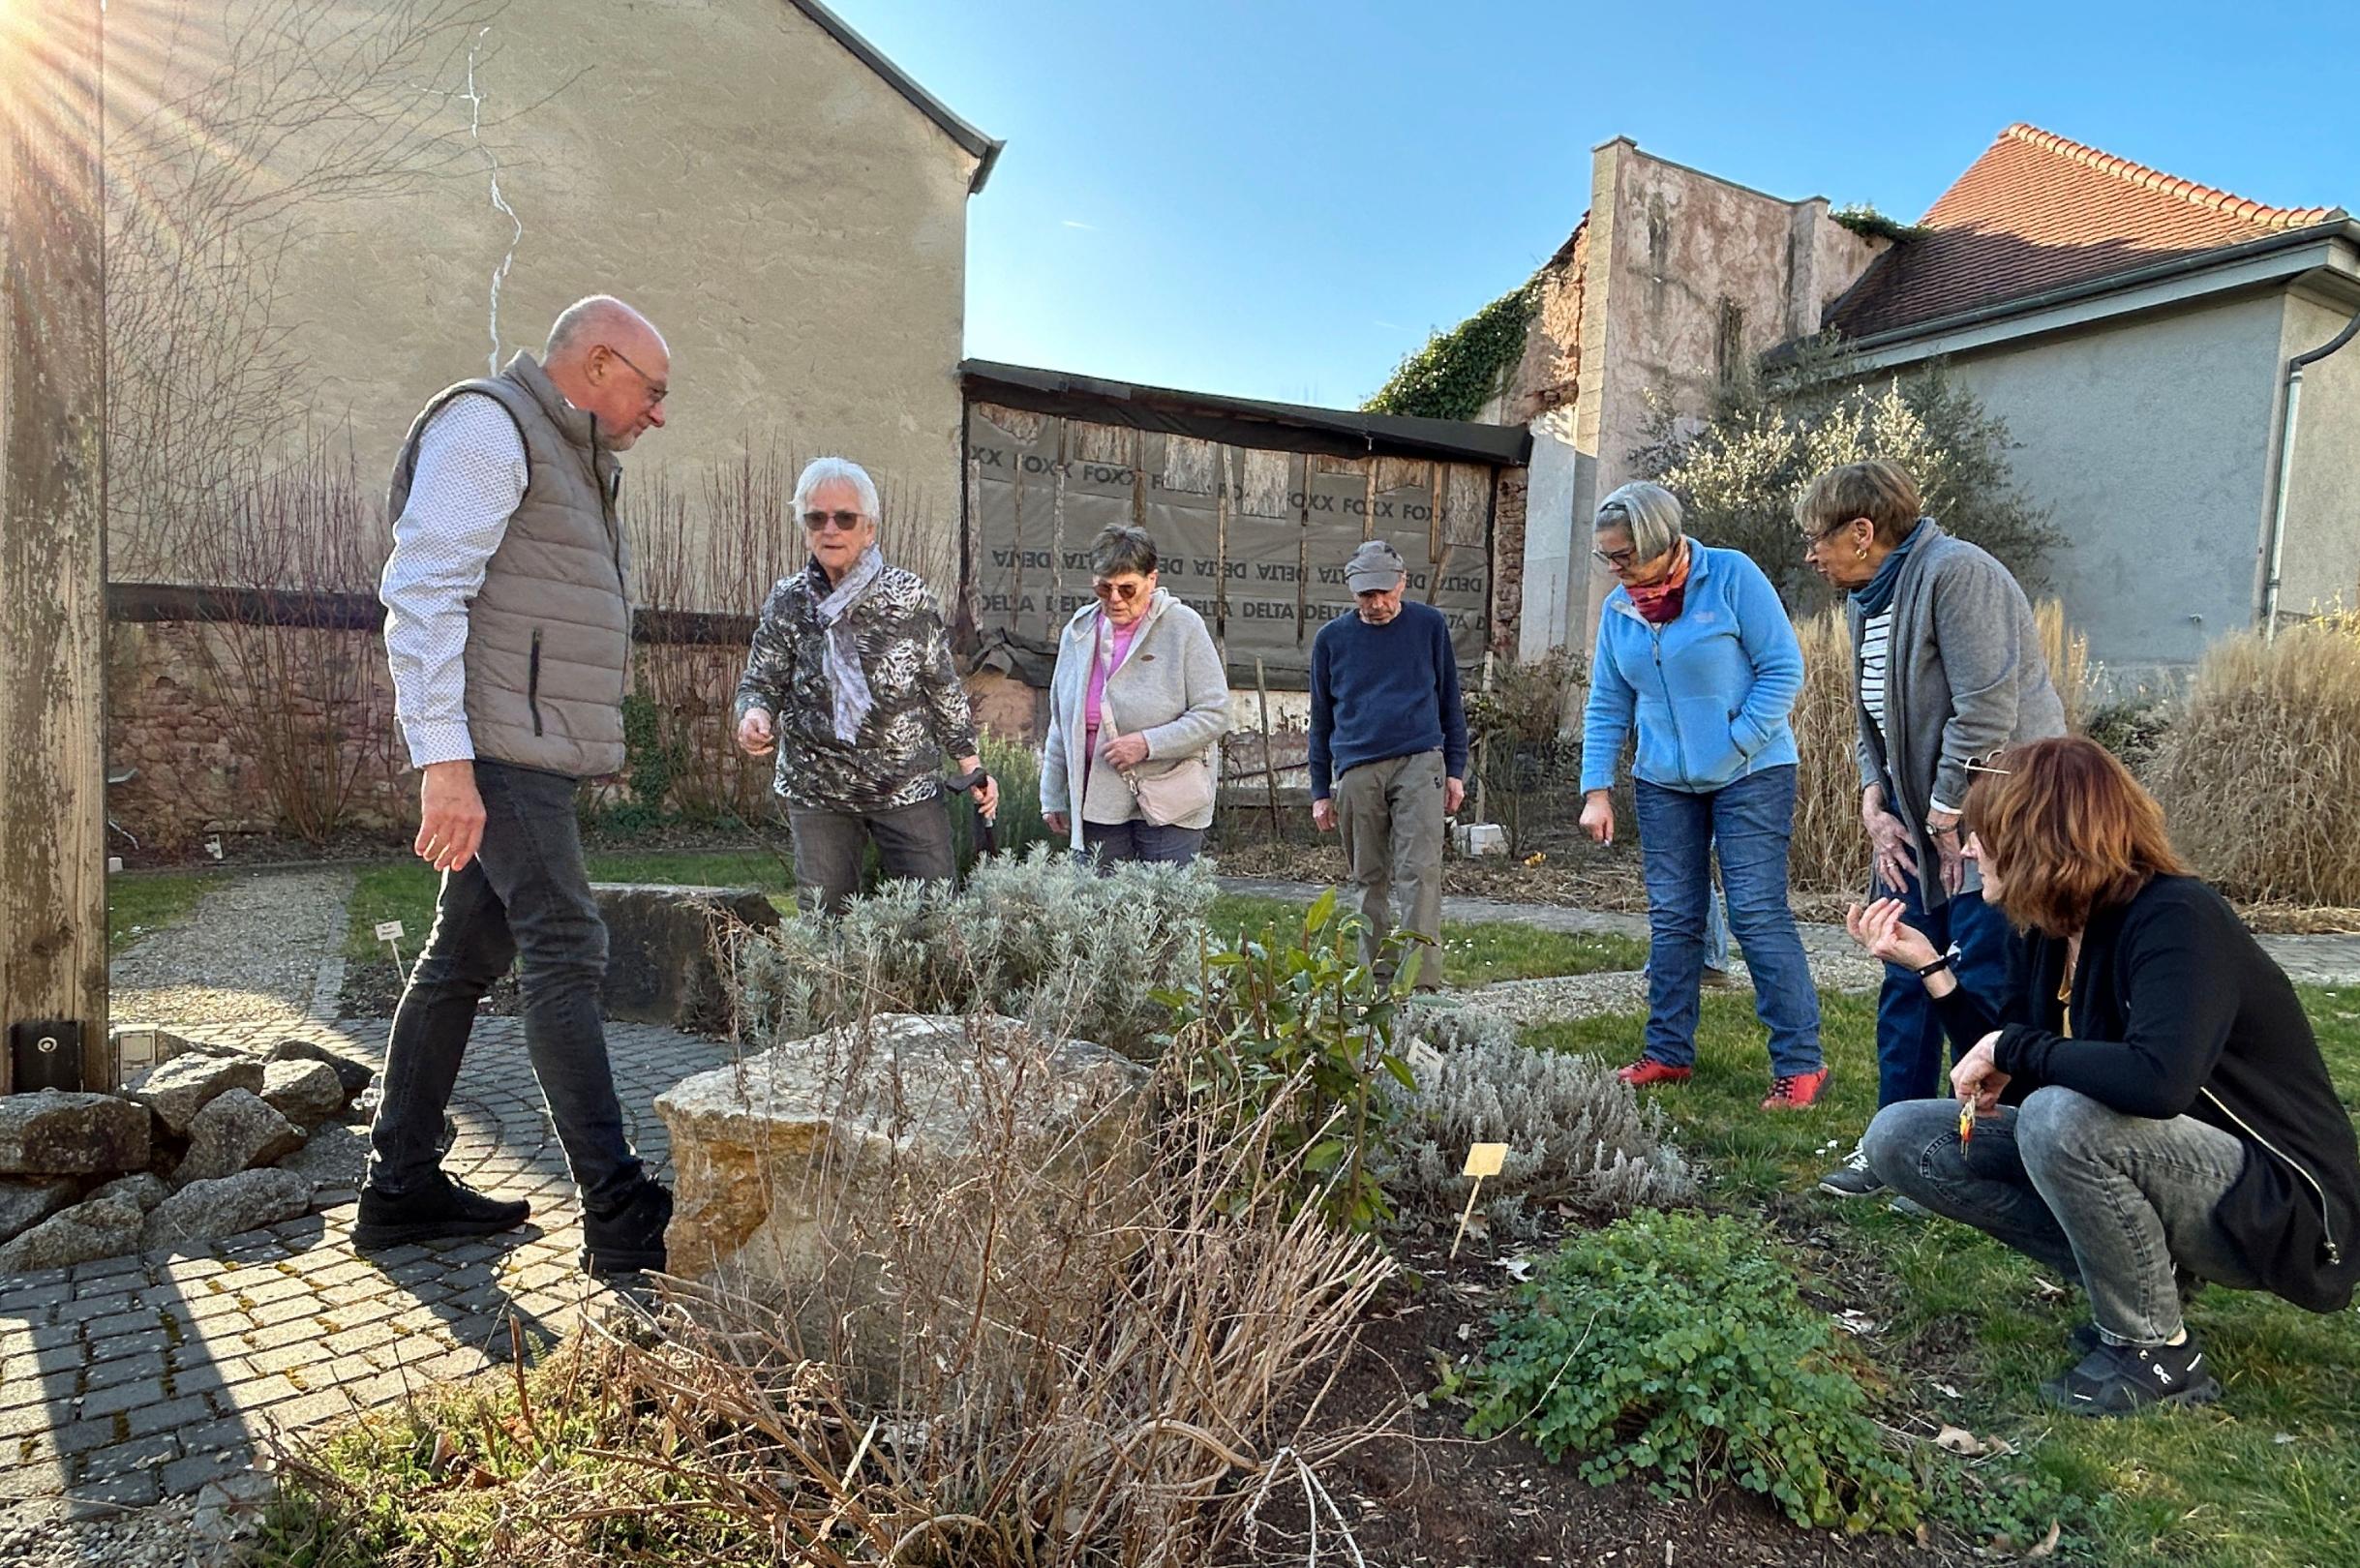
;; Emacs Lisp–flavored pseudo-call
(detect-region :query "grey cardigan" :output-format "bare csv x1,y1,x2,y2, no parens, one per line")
1850,522,2066,908
1041,591,1229,848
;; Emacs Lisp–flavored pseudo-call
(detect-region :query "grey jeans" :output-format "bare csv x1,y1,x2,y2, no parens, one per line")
787,795,957,918
1333,748,1445,983
371,759,645,1212
1864,1086,2259,1346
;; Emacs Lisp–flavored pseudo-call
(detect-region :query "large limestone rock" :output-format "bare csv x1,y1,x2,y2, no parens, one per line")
142,1168,315,1252
0,1177,80,1244
594,883,781,1033
259,1059,346,1130
0,1191,145,1272
0,1090,152,1175
278,1121,368,1194
125,1053,265,1136
172,1090,306,1187
654,1012,1150,1285
267,1039,374,1101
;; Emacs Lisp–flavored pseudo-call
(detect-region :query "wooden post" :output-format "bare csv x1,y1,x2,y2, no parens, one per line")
1,3,111,1093
1255,657,1281,847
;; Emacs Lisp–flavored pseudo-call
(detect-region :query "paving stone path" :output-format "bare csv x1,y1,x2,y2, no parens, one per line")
0,1015,731,1518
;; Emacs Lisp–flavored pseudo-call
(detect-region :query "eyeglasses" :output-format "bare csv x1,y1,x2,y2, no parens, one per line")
604,346,669,406
1591,545,1639,569
1965,748,2012,777
1801,515,1867,550
1093,580,1146,602
802,509,865,533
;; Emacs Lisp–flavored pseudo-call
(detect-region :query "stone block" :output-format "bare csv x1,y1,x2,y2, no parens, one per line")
258,1059,345,1131
653,1012,1149,1286
0,1091,152,1175
171,1091,306,1188
277,1120,368,1192
87,1172,169,1214
141,1168,315,1253
124,1053,264,1136
593,883,781,1032
266,1039,373,1101
0,1177,80,1245
0,1191,145,1273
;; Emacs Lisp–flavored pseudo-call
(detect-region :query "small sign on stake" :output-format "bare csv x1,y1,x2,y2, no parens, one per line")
376,920,409,982
1449,1142,1510,1259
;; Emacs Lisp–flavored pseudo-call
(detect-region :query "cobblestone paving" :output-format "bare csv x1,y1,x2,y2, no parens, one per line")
0,1015,731,1515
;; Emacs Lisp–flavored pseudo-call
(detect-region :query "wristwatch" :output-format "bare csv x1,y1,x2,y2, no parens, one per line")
1914,945,1960,979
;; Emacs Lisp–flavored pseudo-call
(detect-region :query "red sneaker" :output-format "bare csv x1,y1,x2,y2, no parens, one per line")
1617,1058,1693,1088
1762,1068,1831,1110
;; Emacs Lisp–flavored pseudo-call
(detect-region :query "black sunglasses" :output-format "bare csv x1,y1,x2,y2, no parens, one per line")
802,509,865,533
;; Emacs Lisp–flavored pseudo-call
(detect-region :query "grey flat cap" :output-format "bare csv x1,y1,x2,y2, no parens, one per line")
1345,538,1407,591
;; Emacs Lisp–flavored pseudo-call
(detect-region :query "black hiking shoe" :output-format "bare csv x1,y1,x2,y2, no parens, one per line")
1818,1140,1887,1198
2040,1333,2221,1417
352,1170,529,1250
582,1179,673,1278
2067,1321,2103,1358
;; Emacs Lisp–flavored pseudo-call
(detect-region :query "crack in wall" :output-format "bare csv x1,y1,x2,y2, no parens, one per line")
462,26,522,376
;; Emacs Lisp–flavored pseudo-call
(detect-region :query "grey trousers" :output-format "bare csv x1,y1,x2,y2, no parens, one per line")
1864,1086,2260,1346
787,795,957,918
1333,748,1446,984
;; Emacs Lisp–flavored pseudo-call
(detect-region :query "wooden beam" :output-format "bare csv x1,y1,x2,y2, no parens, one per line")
0,3,110,1092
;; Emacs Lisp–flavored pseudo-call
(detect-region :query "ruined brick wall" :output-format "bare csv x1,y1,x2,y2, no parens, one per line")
1489,467,1529,657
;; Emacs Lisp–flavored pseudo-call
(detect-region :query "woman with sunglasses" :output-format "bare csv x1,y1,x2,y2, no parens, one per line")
733,457,997,917
1578,481,1828,1109
1041,524,1228,867
1848,737,2360,1415
1798,460,2067,1202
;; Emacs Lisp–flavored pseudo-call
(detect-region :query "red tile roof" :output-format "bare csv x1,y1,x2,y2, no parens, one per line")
1824,123,2345,340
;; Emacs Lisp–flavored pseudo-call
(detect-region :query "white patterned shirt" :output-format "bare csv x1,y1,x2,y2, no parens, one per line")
1860,604,1956,816
378,394,529,768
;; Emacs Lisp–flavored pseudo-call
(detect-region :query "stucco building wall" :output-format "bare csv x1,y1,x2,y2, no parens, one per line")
2274,291,2360,625
1935,290,2290,682
108,0,984,604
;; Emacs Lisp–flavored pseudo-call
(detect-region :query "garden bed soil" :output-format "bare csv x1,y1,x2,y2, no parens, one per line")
1267,1218,1972,1566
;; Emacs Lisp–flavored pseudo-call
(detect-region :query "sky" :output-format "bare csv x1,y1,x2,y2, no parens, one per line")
831,0,2359,412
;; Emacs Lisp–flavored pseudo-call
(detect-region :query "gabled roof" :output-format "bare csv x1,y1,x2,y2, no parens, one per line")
783,0,1003,194
1823,123,2344,341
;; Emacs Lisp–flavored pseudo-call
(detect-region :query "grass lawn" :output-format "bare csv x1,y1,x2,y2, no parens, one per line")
344,849,798,960
1524,984,2360,1567
107,871,221,951
1206,891,1647,988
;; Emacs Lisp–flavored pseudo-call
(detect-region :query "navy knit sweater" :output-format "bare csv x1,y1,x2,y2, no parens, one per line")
1307,601,1468,799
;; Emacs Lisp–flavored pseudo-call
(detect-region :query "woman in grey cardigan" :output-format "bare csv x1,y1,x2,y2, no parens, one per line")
1041,525,1229,866
1798,460,2066,1199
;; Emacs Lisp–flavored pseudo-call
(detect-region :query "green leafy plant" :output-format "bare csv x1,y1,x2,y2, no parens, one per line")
1160,889,1424,1232
1364,280,1538,421
1830,202,1929,243
1466,1210,1921,1533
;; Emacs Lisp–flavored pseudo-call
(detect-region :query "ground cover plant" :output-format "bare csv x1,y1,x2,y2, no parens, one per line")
107,869,222,950
1525,984,2360,1567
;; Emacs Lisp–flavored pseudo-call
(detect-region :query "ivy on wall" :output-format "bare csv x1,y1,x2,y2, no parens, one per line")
1363,279,1539,422
1830,203,1928,243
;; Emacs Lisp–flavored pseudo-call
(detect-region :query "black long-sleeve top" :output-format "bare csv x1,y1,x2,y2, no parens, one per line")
1929,875,2359,1312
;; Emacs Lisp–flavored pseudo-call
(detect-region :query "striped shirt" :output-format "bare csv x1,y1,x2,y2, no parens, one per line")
1860,604,1956,816
378,394,529,768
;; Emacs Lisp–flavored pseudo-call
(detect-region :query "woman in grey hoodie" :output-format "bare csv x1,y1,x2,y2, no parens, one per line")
1041,525,1229,866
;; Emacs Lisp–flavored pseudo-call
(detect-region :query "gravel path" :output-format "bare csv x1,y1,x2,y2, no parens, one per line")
0,1493,201,1568
110,869,356,1027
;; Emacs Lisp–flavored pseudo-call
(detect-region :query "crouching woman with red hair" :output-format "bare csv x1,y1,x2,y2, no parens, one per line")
1848,737,2360,1415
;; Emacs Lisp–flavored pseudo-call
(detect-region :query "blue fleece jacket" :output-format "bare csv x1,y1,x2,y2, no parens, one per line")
1308,600,1468,799
1580,540,1803,795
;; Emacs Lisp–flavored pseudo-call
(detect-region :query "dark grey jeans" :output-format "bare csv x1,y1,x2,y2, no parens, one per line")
1080,817,1205,869
787,795,957,917
1333,747,1446,980
1864,1086,2259,1346
369,759,645,1212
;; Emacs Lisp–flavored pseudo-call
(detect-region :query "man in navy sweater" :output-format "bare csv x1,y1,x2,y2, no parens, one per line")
1309,539,1468,984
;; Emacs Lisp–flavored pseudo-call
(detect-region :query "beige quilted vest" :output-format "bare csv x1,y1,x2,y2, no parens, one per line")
387,352,632,777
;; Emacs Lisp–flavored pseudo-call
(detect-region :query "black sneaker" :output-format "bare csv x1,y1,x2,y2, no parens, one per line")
582,1179,673,1278
352,1170,529,1250
1818,1140,1887,1198
2067,1321,2103,1357
2040,1333,2221,1417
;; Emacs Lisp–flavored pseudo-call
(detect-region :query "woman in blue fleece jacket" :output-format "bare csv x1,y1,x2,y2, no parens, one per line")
1579,482,1826,1108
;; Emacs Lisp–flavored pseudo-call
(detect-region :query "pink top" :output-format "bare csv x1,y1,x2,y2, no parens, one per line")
1084,618,1142,757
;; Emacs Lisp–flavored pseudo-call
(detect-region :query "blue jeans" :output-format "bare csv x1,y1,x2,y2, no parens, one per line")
1631,765,1822,1076
1873,866,2012,1108
1080,818,1205,869
1703,870,1731,971
370,760,645,1212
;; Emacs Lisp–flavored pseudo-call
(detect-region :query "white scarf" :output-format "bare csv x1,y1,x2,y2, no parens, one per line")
817,545,885,743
